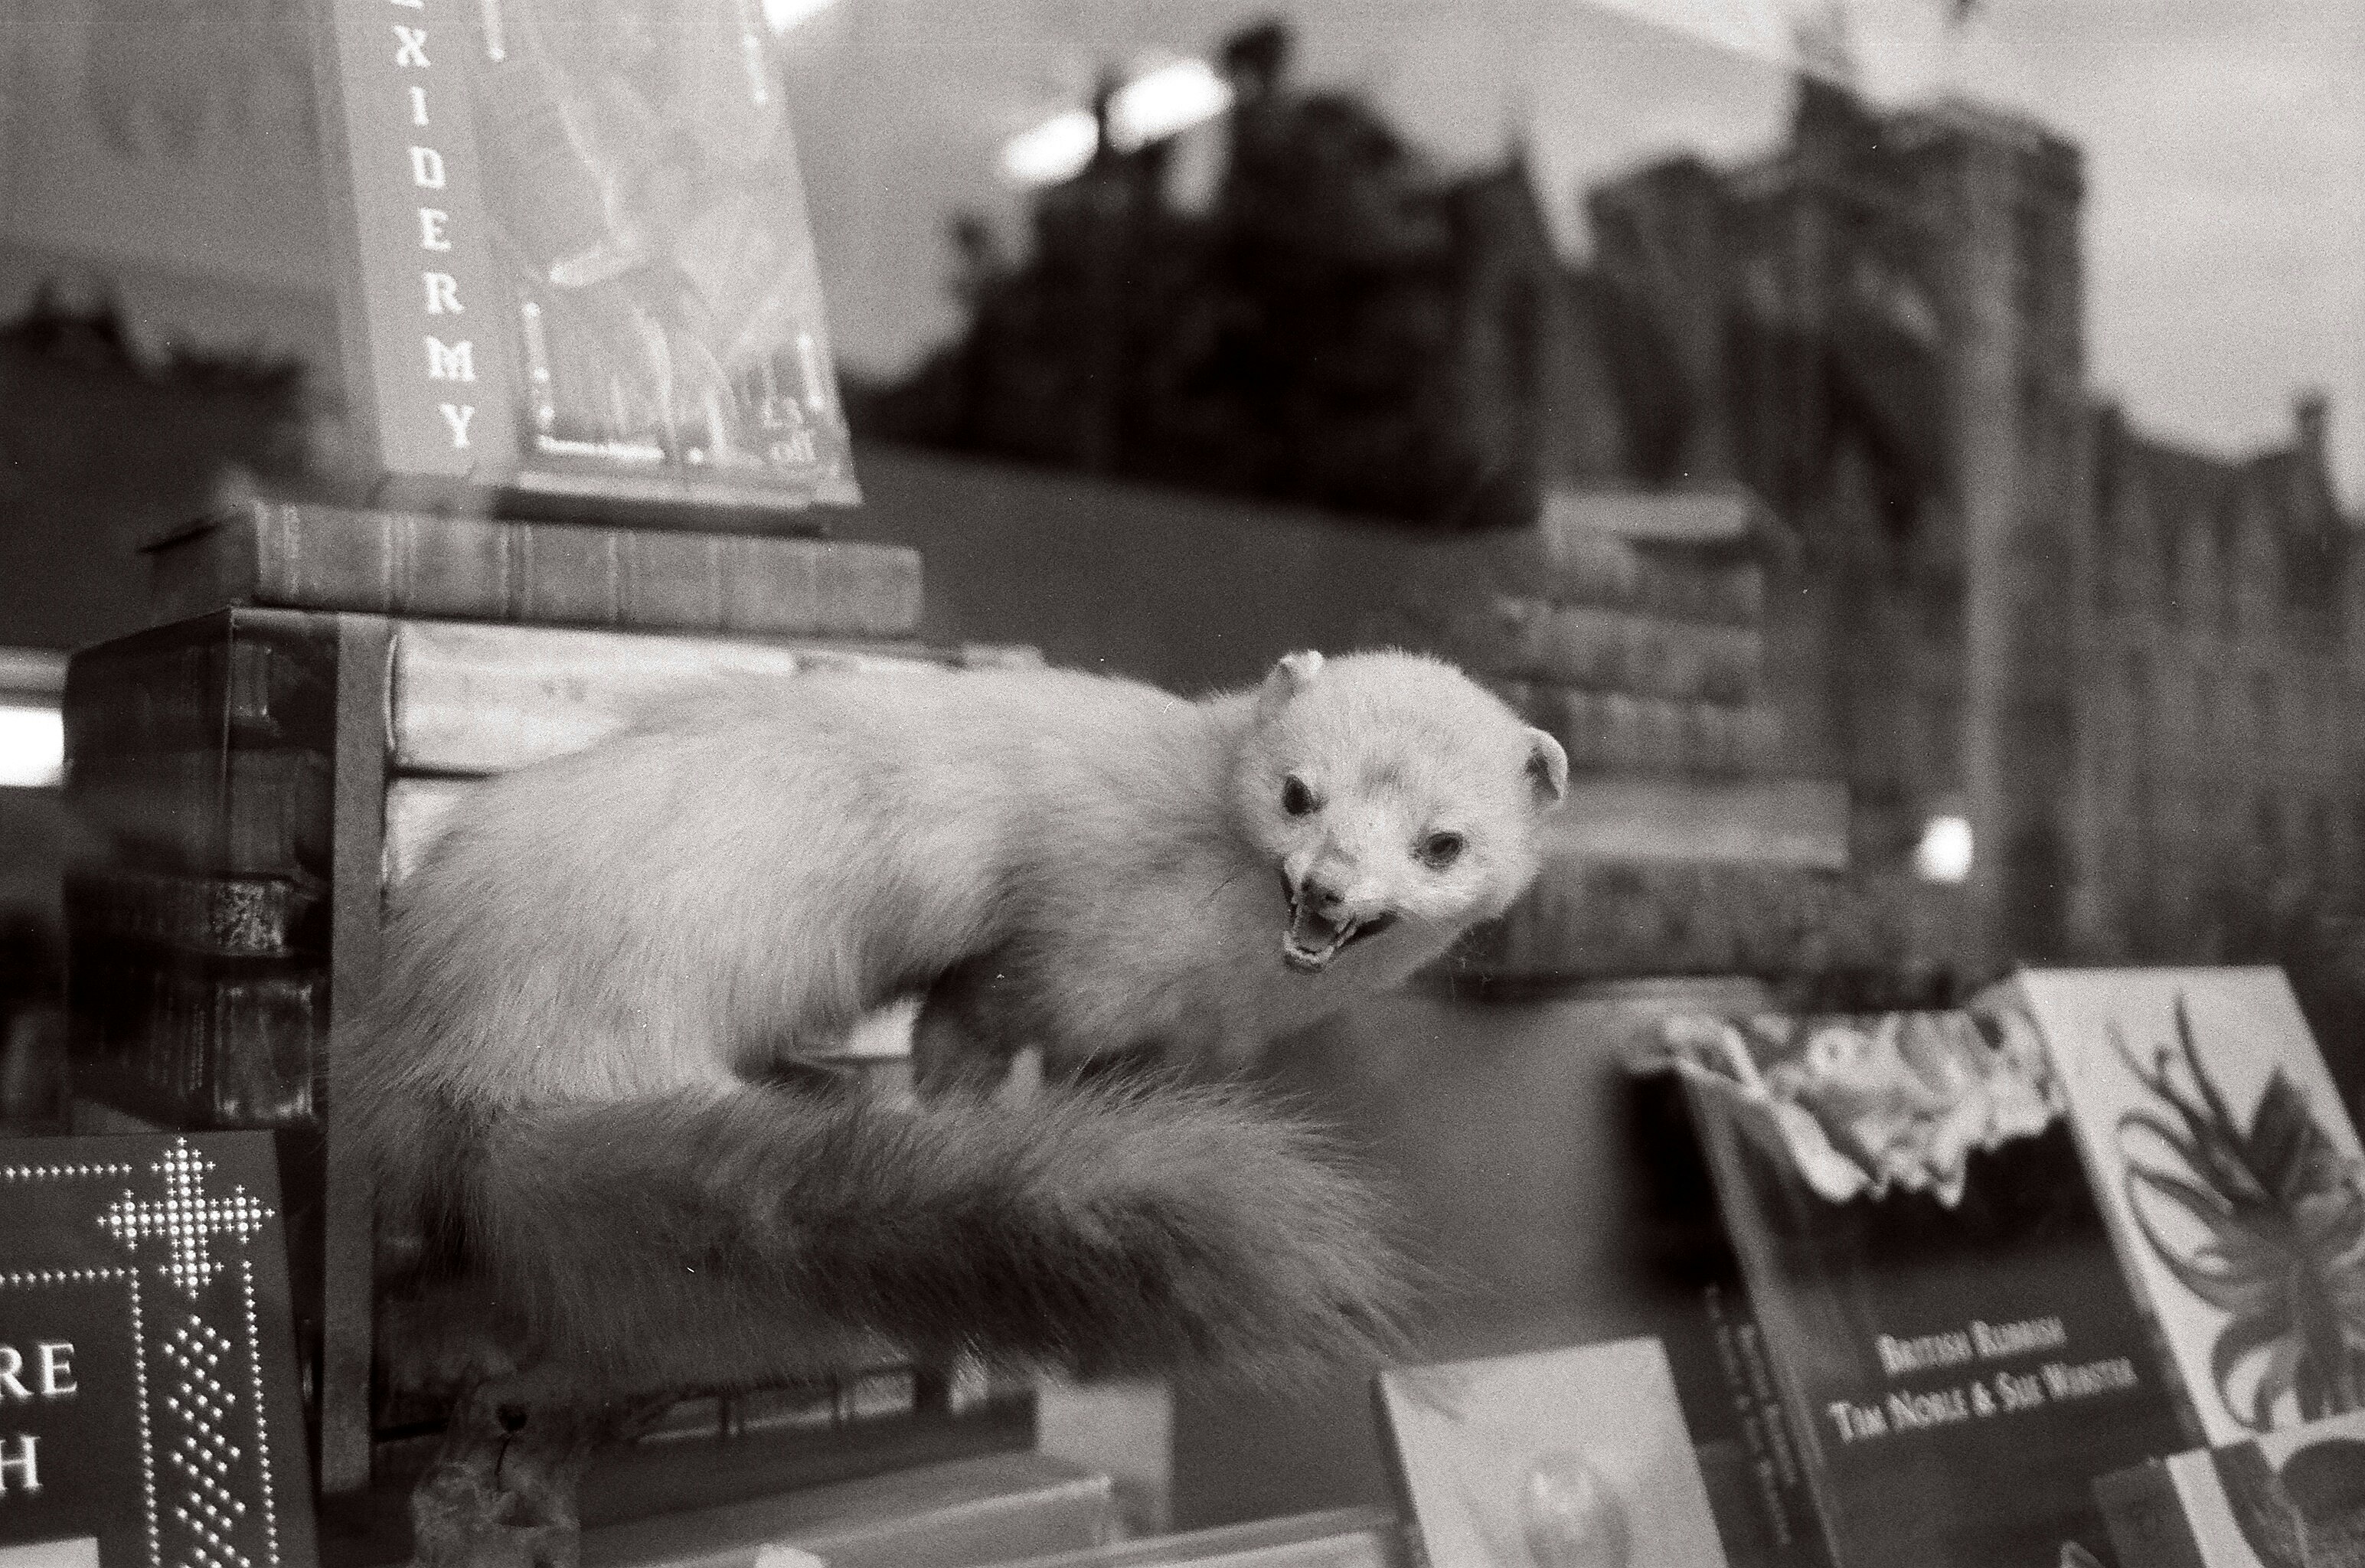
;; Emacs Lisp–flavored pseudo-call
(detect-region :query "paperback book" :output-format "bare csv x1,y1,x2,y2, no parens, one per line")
1976,969,2365,1446
1652,1007,2188,1568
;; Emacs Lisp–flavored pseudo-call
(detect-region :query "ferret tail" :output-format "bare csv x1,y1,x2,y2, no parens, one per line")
445,1079,1416,1390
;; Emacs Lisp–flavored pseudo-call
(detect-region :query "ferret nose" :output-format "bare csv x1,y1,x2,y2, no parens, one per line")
1295,874,1345,913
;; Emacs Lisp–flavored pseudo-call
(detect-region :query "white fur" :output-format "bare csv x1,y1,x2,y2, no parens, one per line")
366,650,1563,1116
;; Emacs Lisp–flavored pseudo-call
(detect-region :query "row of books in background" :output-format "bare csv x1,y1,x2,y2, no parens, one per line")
1371,492,1787,782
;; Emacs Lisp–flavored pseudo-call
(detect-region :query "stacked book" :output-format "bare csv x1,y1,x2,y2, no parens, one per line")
1400,487,1782,782
60,495,1031,1508
1402,487,1963,995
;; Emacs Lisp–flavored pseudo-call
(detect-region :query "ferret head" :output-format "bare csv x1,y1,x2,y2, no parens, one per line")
1232,649,1567,977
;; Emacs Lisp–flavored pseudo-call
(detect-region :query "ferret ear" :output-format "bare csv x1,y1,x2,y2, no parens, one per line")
1524,727,1569,807
1256,650,1325,721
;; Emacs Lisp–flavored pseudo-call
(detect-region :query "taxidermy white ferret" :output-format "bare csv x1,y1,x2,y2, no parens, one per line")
355,649,1567,1394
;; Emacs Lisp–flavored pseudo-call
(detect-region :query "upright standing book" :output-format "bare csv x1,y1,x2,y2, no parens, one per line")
1377,1339,1729,1568
1652,1008,2187,1568
0,1132,318,1568
305,0,858,513
1975,969,2365,1446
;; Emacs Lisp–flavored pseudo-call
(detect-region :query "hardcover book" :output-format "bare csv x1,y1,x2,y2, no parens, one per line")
1376,1338,1729,1568
0,1132,318,1568
146,499,923,638
64,610,345,1135
1459,860,1955,988
1454,598,1762,704
1976,969,2365,1446
306,0,859,513
1652,1008,2188,1568
2094,1410,2365,1568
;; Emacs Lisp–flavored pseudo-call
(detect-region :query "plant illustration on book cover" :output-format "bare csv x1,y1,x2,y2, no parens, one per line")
2113,998,2365,1432
1377,1338,1729,1568
1982,969,2365,1449
1657,1008,2185,1568
312,0,858,505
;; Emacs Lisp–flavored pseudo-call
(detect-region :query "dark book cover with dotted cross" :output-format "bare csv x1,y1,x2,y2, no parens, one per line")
0,1132,317,1568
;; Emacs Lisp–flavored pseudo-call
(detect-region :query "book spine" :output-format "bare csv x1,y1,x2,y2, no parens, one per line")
385,619,969,778
149,500,926,639
65,608,340,755
1711,1286,1831,1568
62,610,342,1132
309,0,519,480
70,753,335,879
391,508,515,617
1526,534,1765,626
1456,862,1964,987
511,520,625,627
67,946,327,1128
64,871,328,959
1499,679,1786,777
1628,1068,1831,1568
268,500,396,612
619,530,729,634
1460,597,1761,703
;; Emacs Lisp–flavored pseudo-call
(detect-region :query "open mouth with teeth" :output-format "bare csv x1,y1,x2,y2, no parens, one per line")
1280,876,1398,973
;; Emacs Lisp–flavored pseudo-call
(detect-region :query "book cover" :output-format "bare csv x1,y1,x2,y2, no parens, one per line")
2095,1410,2365,1568
1658,1008,2188,1568
1376,1338,1729,1568
306,0,859,512
0,1132,318,1568
1977,969,2365,1446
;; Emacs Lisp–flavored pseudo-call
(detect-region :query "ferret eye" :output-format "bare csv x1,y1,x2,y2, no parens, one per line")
1282,776,1319,817
1418,831,1465,869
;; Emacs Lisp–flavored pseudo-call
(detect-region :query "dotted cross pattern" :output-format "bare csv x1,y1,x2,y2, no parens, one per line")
99,1141,273,1298
163,1317,251,1568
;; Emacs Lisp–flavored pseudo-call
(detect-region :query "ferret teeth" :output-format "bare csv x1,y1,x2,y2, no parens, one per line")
1282,937,1333,972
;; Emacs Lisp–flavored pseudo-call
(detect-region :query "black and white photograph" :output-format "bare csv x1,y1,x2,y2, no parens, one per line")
0,2,2359,1566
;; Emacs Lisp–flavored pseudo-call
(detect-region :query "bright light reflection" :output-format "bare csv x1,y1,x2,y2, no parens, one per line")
761,0,838,33
1002,57,1233,186
1002,109,1099,185
1913,815,1975,884
1107,58,1233,151
0,704,64,789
